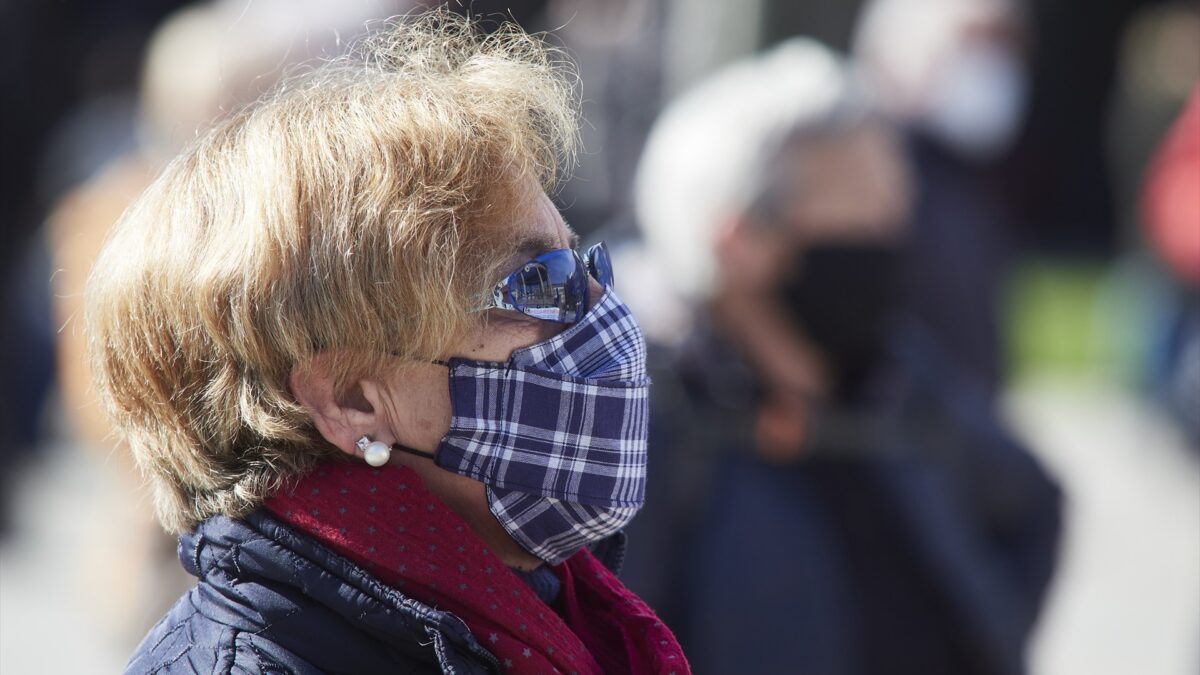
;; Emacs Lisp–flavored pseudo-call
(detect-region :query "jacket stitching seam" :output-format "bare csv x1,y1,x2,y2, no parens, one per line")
248,605,302,638
206,539,248,577
245,634,295,675
146,605,198,654
149,641,193,674
206,566,259,619
216,627,239,675
428,627,457,675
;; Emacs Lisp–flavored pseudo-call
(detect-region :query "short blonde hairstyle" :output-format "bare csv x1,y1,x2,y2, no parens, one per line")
86,10,579,534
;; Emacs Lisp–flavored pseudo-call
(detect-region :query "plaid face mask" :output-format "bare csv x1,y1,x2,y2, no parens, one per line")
434,288,650,563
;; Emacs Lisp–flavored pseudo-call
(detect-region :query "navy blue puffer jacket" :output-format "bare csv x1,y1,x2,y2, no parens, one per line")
125,511,503,674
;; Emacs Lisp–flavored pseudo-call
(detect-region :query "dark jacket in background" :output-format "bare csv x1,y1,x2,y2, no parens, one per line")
621,318,1062,675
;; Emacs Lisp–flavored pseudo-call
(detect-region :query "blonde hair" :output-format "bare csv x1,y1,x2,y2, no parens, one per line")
86,10,579,534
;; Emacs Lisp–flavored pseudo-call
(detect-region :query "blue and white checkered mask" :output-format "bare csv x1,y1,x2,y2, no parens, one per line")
434,288,649,563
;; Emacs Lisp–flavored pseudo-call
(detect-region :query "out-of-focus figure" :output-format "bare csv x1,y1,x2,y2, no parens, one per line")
622,37,1061,675
854,0,1029,394
1142,85,1200,443
46,0,406,646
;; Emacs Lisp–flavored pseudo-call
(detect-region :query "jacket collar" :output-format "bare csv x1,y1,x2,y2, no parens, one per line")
180,511,500,673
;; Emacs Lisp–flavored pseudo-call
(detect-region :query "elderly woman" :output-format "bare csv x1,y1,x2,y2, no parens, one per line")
87,12,686,674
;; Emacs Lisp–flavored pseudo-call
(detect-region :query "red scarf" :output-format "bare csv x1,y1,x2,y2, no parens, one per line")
265,462,689,674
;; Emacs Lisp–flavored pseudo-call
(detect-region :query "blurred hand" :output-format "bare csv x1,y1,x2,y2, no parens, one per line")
754,389,811,463
713,214,792,295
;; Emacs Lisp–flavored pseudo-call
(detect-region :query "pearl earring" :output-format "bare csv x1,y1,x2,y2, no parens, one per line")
356,436,391,467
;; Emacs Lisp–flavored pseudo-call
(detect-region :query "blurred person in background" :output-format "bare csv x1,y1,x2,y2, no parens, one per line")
853,0,1030,395
622,36,1061,675
88,12,686,674
0,0,188,506
46,0,408,645
1141,84,1200,443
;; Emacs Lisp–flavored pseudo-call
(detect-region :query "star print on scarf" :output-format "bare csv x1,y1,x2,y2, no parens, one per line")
266,461,689,674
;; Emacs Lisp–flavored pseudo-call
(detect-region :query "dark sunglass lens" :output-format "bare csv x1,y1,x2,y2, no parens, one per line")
586,241,614,289
503,249,588,322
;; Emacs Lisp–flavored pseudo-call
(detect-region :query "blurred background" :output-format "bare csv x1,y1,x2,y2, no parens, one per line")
0,0,1196,673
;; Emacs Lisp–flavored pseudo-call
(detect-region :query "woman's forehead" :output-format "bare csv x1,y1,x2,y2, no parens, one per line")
507,191,577,259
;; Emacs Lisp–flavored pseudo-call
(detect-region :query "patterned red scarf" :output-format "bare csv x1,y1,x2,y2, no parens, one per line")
265,461,689,674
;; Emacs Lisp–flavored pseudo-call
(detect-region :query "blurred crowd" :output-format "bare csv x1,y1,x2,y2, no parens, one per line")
1,0,1197,673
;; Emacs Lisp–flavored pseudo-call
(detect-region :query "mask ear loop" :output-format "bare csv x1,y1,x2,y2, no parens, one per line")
391,443,436,460
383,358,452,461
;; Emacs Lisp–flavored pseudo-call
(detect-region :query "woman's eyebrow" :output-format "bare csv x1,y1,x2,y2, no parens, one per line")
513,233,563,260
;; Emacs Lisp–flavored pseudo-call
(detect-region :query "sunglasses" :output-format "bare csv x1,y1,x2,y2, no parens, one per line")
480,241,614,323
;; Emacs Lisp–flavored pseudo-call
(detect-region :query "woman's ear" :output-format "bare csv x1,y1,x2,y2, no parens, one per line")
288,353,377,457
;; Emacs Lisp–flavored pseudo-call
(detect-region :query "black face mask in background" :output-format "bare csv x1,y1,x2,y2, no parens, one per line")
776,243,902,404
